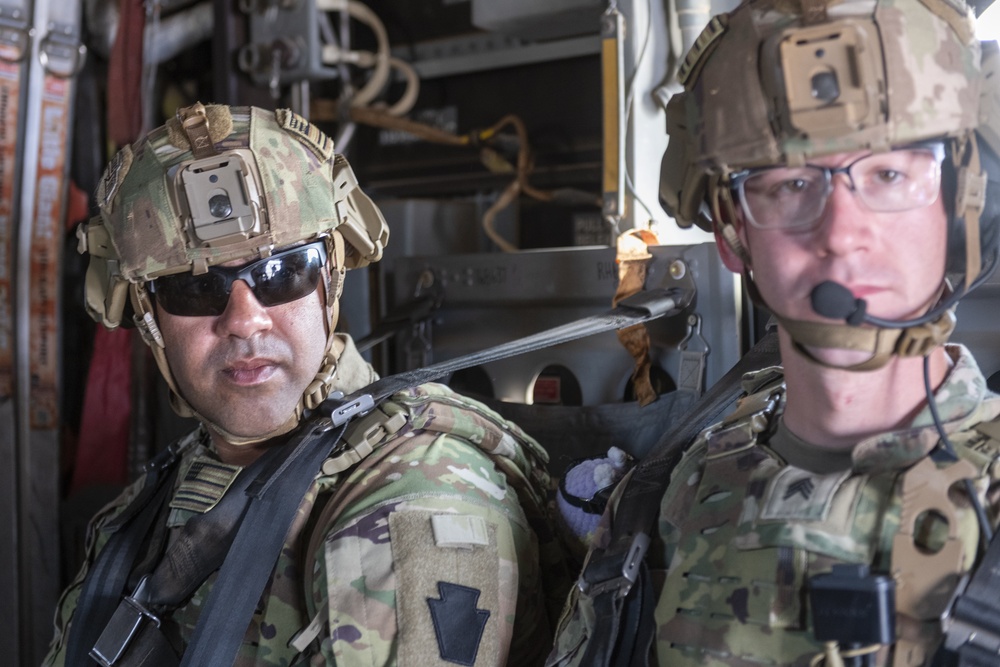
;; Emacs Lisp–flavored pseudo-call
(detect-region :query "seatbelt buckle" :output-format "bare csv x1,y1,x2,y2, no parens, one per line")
328,392,376,427
90,577,162,667
577,533,650,598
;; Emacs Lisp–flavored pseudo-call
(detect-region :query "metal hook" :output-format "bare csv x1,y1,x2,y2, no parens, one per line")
677,313,710,394
679,313,710,353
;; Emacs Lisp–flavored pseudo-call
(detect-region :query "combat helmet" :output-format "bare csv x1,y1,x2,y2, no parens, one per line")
659,0,1000,369
78,103,389,442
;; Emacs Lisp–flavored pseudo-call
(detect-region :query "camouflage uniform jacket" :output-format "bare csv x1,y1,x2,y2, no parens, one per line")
548,344,1000,667
45,336,564,667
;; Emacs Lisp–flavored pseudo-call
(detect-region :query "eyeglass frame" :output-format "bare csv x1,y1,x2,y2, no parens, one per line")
727,141,947,232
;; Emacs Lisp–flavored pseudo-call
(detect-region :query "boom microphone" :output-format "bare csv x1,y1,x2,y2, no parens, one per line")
810,279,966,329
810,282,867,325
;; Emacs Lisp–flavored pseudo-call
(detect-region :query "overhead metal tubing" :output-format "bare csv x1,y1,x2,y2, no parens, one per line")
146,1,214,65
85,0,213,64
674,0,713,56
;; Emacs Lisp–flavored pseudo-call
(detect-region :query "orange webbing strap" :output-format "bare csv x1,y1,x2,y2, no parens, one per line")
613,230,660,406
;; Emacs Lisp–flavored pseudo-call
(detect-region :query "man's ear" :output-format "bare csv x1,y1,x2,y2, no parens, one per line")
715,220,751,273
708,187,752,273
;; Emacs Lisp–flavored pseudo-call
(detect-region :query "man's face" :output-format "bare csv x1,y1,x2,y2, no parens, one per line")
724,149,949,360
156,258,328,442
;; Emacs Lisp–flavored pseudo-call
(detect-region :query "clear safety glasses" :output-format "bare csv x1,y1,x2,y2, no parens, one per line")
730,143,945,231
149,241,328,317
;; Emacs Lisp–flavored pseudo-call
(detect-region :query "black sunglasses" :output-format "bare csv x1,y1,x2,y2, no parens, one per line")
149,241,328,317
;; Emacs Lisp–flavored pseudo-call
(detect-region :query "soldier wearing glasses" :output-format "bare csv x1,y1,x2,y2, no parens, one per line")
44,104,561,667
548,0,1000,665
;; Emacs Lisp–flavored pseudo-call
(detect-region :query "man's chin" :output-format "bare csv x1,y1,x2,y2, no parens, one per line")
205,406,297,441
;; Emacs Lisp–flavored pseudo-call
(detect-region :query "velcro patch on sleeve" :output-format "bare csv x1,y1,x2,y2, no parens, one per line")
390,511,500,666
431,514,490,549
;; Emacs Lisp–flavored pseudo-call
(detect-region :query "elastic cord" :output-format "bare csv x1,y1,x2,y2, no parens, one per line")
922,354,994,551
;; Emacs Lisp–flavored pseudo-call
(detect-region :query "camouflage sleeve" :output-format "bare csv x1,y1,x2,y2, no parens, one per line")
308,388,554,667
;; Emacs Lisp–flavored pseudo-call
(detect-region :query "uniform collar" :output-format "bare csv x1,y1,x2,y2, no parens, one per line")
851,344,991,473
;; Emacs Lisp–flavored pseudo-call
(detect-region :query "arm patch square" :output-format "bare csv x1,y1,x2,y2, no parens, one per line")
389,511,501,666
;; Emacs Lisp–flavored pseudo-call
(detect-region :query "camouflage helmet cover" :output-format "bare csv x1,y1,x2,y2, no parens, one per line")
81,104,389,328
660,0,992,231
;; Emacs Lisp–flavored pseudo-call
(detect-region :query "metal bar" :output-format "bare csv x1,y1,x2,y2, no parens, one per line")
600,9,625,220
403,34,601,79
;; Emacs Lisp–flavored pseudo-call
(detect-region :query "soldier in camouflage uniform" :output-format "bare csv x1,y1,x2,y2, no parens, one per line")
548,0,1000,665
44,103,564,666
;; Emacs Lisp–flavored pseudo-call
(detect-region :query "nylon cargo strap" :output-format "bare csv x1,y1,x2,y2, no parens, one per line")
576,330,780,666
81,287,686,667
324,287,688,426
64,440,187,666
85,431,300,667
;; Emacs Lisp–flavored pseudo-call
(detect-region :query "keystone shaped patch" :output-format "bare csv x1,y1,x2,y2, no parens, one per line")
427,582,490,665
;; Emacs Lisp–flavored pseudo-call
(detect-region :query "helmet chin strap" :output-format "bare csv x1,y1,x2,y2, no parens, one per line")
132,231,350,448
744,272,957,371
777,310,956,371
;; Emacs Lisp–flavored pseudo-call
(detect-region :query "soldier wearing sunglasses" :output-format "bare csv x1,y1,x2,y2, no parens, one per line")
549,0,1000,665
44,104,563,667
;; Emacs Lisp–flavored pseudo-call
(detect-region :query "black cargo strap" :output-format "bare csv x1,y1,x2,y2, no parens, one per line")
65,441,185,667
178,419,350,667
88,436,293,666
79,287,687,667
939,526,1000,666
324,288,689,426
577,330,780,666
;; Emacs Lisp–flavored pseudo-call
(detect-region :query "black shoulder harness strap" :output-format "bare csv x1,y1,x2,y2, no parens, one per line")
936,415,1000,667
64,441,185,666
70,287,687,667
938,528,1000,667
575,330,780,667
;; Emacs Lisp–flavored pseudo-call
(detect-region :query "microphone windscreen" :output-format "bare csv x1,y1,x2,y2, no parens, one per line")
811,281,859,320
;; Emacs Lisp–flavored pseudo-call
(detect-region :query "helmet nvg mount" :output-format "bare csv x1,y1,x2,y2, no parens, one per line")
78,103,390,442
659,0,1000,370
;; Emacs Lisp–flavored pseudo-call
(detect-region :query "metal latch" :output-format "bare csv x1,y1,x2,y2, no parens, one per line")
577,533,650,599
90,577,161,667
329,393,376,427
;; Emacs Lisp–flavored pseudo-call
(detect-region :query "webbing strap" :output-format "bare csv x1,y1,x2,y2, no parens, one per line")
178,421,348,667
65,456,180,667
88,426,333,667
576,330,780,665
940,527,1000,664
326,287,689,426
140,443,287,609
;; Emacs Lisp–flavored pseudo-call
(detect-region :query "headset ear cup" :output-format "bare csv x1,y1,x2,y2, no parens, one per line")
943,144,964,276
976,136,1000,277
944,137,1000,282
